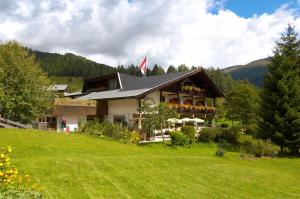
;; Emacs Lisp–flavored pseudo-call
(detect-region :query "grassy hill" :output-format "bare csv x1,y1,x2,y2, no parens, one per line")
1,129,300,199
222,58,271,87
49,76,83,92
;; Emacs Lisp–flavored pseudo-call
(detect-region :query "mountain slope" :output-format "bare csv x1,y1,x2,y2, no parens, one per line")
32,50,116,77
223,58,270,86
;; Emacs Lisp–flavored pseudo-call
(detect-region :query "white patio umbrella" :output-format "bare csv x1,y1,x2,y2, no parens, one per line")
181,118,193,122
181,118,193,126
193,118,205,123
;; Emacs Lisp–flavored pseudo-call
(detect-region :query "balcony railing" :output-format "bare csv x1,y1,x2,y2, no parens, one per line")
167,103,216,114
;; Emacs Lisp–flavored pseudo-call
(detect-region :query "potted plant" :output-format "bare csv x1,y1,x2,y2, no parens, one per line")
181,85,185,91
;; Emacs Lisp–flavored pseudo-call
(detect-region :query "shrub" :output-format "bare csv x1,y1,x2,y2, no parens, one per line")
215,148,225,157
0,189,44,199
181,126,196,143
0,147,44,198
220,123,228,128
219,126,241,145
0,146,18,187
82,119,140,143
198,128,219,142
170,131,190,147
81,119,104,138
123,130,141,144
101,121,126,140
239,135,280,157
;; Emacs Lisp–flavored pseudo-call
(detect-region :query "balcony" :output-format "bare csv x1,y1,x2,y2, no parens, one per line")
167,103,216,115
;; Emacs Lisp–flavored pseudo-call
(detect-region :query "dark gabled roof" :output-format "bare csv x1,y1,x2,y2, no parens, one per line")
118,70,193,91
79,69,224,100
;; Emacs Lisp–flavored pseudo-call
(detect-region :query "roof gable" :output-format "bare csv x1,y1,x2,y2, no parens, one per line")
80,69,223,100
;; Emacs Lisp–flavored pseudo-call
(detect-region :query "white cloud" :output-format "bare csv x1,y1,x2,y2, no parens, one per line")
0,0,299,69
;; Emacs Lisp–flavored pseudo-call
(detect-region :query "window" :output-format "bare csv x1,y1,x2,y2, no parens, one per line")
113,115,127,126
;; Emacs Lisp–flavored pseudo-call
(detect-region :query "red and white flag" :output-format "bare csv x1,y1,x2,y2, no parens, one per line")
139,57,147,75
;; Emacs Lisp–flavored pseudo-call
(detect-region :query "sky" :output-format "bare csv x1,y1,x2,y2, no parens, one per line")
0,0,300,69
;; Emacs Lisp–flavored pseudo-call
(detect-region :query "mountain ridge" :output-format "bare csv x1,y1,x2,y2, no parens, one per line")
222,57,270,86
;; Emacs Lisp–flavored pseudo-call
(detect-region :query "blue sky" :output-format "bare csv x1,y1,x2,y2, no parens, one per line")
222,0,299,18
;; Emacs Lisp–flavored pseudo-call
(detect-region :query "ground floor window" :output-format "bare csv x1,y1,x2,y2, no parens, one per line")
113,115,127,126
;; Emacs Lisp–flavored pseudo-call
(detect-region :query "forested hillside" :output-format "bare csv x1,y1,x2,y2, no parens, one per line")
222,58,270,86
30,49,269,88
31,50,116,77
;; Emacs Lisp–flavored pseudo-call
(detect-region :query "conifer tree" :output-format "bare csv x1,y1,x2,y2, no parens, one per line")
151,64,165,76
258,25,300,155
167,65,177,74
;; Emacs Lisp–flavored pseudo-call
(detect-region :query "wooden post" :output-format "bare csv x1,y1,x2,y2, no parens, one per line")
191,92,194,118
138,99,142,130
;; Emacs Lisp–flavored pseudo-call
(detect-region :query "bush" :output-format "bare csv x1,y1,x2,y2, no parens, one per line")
220,123,229,128
215,148,225,157
181,126,196,143
101,121,126,140
0,146,18,187
82,119,140,143
219,126,241,145
0,147,44,198
123,130,141,144
170,131,190,147
198,128,219,142
239,135,280,157
0,189,44,199
81,119,104,138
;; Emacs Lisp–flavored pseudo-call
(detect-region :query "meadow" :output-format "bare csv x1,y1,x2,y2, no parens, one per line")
0,129,300,199
49,76,83,92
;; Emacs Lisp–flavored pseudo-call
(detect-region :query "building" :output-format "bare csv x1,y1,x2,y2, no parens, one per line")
37,98,96,132
78,69,223,129
49,84,69,96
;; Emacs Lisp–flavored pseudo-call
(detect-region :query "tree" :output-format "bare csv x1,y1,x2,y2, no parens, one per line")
151,64,165,76
178,64,189,72
224,81,259,126
205,68,234,95
258,25,300,155
0,41,54,123
167,65,177,74
140,102,177,143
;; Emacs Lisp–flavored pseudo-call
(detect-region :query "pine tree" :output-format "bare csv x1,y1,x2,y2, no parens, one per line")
178,64,189,72
151,64,165,76
167,65,177,74
258,25,300,155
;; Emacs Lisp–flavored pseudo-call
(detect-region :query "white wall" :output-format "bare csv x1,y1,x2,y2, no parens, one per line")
143,91,160,105
107,99,138,124
105,91,160,125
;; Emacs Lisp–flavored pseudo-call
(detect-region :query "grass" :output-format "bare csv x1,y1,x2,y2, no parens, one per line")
1,129,300,199
49,76,83,92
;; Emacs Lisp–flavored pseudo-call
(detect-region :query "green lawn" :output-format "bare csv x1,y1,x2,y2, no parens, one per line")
1,129,300,199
